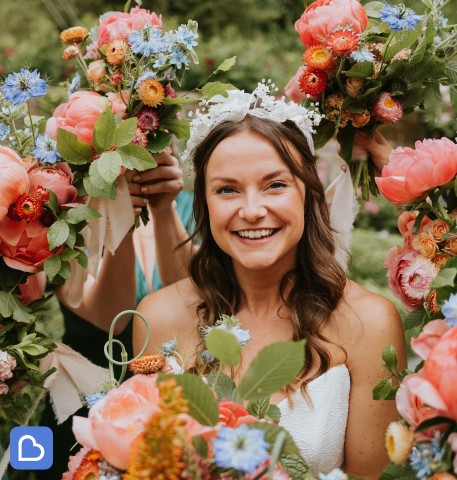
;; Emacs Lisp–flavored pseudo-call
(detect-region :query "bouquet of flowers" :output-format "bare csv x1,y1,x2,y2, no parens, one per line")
0,69,99,424
286,0,457,200
371,137,457,478
63,314,313,479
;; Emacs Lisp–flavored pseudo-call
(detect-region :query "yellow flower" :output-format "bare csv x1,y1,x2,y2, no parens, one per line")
385,422,415,464
60,26,89,45
302,44,335,72
137,78,165,107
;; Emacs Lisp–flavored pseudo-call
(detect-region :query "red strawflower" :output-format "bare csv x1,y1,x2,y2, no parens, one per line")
8,194,43,223
132,128,148,148
302,44,335,71
31,185,50,202
136,108,160,131
164,84,177,98
298,68,327,96
372,92,403,123
74,450,101,480
327,28,359,56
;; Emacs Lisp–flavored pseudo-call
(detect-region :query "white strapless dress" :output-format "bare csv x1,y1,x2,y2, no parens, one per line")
278,364,350,476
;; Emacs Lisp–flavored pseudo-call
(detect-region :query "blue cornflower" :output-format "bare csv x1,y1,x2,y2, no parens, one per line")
168,48,189,69
350,49,375,62
175,25,198,50
129,25,164,56
32,134,61,164
84,391,106,408
380,3,422,31
162,31,177,50
68,73,81,98
409,435,445,479
134,71,157,89
213,424,269,473
153,53,169,69
1,69,48,105
0,122,10,141
318,469,348,480
162,339,177,356
201,349,217,364
441,293,457,327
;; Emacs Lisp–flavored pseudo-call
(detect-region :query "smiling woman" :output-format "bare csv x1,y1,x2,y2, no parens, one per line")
133,83,407,478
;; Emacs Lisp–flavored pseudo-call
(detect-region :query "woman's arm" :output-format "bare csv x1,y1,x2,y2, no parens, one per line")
344,290,407,479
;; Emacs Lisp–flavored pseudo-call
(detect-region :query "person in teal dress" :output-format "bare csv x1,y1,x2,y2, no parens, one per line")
37,150,194,479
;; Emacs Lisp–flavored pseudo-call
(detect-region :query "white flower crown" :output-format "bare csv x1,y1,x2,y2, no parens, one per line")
180,81,323,170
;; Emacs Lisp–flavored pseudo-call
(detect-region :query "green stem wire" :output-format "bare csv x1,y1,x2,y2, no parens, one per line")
26,102,36,145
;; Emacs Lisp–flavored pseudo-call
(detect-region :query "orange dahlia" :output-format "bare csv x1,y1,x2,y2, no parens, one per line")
302,44,335,71
60,26,89,45
137,78,165,107
327,28,359,56
129,354,167,375
298,68,327,96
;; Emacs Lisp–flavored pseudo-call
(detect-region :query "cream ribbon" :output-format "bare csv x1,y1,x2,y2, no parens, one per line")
64,176,135,308
39,342,110,425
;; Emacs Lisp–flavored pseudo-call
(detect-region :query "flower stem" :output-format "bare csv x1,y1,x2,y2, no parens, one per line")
26,102,36,145
352,159,364,194
211,361,223,390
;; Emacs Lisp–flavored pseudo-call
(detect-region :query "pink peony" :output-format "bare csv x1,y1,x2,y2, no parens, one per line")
27,164,77,205
62,446,89,480
72,374,161,470
411,320,451,361
376,137,457,205
285,66,308,103
46,91,110,146
372,92,403,123
17,272,46,306
0,350,16,382
97,7,162,47
295,0,368,48
386,249,438,311
0,146,30,222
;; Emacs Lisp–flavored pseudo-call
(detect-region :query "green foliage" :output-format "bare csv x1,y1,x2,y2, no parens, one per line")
205,328,241,366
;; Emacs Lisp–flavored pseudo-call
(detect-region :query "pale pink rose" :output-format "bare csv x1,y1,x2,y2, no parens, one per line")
295,0,368,48
0,383,8,395
72,374,161,470
27,164,77,205
46,91,110,146
397,211,431,249
87,60,106,84
17,272,46,306
107,90,129,118
0,350,16,382
285,66,307,103
0,218,58,273
97,7,162,47
386,249,438,311
422,326,457,419
0,146,30,221
411,320,451,361
376,138,457,205
62,446,89,480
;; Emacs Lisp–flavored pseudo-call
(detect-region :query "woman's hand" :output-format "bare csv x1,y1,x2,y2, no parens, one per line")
353,131,393,177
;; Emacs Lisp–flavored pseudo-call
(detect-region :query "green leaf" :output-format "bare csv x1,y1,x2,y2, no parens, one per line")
0,292,14,318
59,248,80,261
201,81,237,99
83,174,117,199
384,26,422,61
280,454,311,480
363,1,386,17
147,130,172,154
118,144,157,170
404,308,427,338
93,108,115,153
423,83,443,124
47,220,70,250
158,373,219,426
62,205,101,224
113,117,137,147
247,398,270,419
215,56,237,72
66,225,77,249
56,128,92,165
10,296,34,324
344,62,373,78
96,151,123,183
379,463,417,480
161,118,190,141
207,371,241,402
372,376,397,400
266,404,282,422
59,261,72,281
205,328,241,367
44,255,61,281
21,344,49,356
445,60,457,85
410,21,435,65
382,345,398,373
238,340,306,401
248,422,300,455
192,435,208,459
432,267,457,288
45,191,59,216
313,119,336,150
76,250,88,268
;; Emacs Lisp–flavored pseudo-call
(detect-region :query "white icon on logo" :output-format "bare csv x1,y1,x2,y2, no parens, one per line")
17,435,45,462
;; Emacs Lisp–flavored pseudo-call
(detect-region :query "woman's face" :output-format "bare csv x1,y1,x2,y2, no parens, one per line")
205,130,306,273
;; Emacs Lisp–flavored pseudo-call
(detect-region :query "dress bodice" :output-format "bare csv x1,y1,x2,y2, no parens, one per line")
278,364,350,476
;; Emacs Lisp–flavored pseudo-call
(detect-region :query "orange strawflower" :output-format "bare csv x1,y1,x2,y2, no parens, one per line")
73,449,101,480
298,68,327,96
427,290,440,315
60,26,89,45
8,194,43,223
302,44,335,71
105,40,128,65
327,28,359,56
129,354,167,375
137,78,165,107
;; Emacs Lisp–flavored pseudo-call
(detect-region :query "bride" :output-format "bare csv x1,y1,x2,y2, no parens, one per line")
133,84,407,478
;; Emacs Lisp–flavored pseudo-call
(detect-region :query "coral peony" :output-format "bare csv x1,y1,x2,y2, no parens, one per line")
295,0,367,48
410,320,451,361
218,400,257,428
0,146,30,222
28,163,77,205
376,137,457,205
72,374,161,470
97,7,162,47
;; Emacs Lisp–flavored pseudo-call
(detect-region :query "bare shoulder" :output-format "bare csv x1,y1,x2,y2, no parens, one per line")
133,278,201,356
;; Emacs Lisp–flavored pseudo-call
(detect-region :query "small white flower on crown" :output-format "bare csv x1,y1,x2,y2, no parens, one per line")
180,80,323,172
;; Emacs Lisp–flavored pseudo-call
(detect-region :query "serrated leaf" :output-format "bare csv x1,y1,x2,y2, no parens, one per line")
59,261,72,281
344,61,373,78
147,130,172,154
384,26,422,61
382,344,398,372
118,144,157,170
96,151,123,183
161,118,190,141
205,328,241,367
56,128,92,164
372,376,396,400
267,403,281,421
86,163,117,198
93,108,115,153
59,248,80,261
247,398,270,419
379,463,417,480
432,267,457,288
410,21,435,65
47,220,70,250
215,56,237,72
158,373,219,426
238,340,306,401
44,255,61,281
66,226,77,249
445,60,457,86
280,453,311,479
207,371,241,402
113,117,137,147
63,205,101,224
201,81,238,99
423,83,443,124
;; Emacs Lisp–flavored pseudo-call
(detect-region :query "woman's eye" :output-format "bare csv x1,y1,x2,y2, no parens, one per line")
269,181,287,190
216,186,236,194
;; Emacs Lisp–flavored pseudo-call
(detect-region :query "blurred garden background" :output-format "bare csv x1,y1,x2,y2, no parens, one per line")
1,0,457,477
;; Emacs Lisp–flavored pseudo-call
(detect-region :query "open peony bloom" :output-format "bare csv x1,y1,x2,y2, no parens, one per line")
411,319,451,361
0,146,30,222
97,7,162,47
295,0,368,48
376,137,457,205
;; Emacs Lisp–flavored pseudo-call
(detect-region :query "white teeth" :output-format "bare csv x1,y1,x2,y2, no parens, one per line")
237,229,275,239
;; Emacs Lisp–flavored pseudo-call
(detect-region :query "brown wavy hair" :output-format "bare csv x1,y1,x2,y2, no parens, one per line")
187,115,347,387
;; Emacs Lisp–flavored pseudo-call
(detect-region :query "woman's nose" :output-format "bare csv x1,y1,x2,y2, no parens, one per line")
238,193,267,222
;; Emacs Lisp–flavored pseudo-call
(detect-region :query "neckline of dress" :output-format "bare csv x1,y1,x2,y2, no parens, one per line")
275,363,349,408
